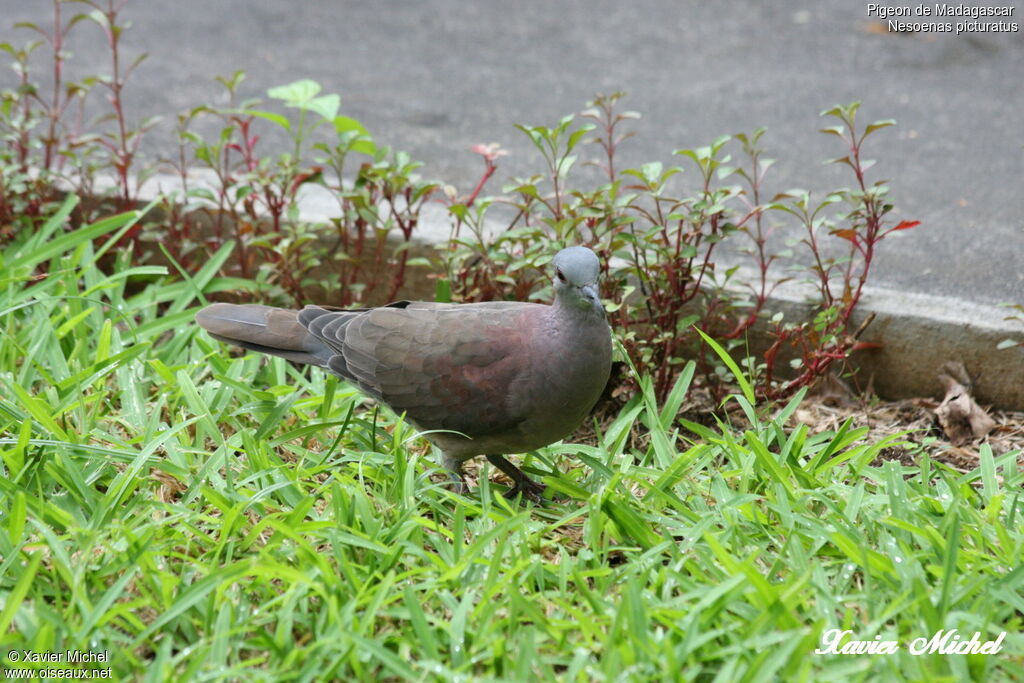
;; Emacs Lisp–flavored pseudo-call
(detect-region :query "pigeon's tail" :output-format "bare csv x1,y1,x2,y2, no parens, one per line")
196,303,334,367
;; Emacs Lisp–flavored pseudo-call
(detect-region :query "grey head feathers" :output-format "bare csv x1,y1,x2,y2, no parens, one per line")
552,246,603,315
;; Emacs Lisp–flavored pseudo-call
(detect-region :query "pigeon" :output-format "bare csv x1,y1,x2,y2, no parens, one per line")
195,246,612,500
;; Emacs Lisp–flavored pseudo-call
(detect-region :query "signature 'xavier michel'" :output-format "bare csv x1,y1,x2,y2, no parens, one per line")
196,246,612,500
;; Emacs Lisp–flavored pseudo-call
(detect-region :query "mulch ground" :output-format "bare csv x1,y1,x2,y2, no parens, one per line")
787,393,1024,471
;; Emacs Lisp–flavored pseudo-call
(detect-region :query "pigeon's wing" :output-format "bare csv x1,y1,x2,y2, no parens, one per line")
299,302,541,438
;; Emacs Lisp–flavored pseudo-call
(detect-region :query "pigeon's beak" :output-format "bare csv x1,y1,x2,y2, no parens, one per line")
579,284,604,315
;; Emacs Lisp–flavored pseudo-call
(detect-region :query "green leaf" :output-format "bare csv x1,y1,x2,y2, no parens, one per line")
333,115,376,155
601,495,663,550
268,78,322,105
865,119,896,136
692,326,756,405
7,492,26,545
306,94,340,120
435,279,452,303
0,550,42,636
11,383,69,441
163,240,236,314
245,109,291,131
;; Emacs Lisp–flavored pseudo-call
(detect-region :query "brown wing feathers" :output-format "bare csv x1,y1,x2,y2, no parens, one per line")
307,303,531,437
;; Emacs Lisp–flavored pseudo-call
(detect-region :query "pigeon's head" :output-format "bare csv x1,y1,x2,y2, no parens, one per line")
552,246,603,315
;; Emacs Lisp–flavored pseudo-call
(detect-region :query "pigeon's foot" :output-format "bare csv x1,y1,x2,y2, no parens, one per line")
502,476,547,504
444,456,470,496
487,454,549,504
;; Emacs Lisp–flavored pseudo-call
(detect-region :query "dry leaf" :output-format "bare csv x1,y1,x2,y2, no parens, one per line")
934,361,995,446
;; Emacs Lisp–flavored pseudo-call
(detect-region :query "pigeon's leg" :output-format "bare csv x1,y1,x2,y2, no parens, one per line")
486,454,546,502
443,454,470,495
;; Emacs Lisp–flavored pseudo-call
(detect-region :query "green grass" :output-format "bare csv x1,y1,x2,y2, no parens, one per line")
0,195,1022,681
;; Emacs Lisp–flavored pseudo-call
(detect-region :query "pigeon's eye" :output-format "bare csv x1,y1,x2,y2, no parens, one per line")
556,269,567,283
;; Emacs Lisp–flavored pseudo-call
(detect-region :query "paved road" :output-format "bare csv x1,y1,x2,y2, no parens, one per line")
2,0,1021,303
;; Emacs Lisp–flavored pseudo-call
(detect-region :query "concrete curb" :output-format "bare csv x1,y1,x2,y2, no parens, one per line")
749,271,1024,409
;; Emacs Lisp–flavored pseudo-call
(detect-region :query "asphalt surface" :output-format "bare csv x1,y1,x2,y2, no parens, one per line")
2,0,1022,304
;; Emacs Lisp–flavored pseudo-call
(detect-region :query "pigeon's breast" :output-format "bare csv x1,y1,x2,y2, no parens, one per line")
512,311,612,448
